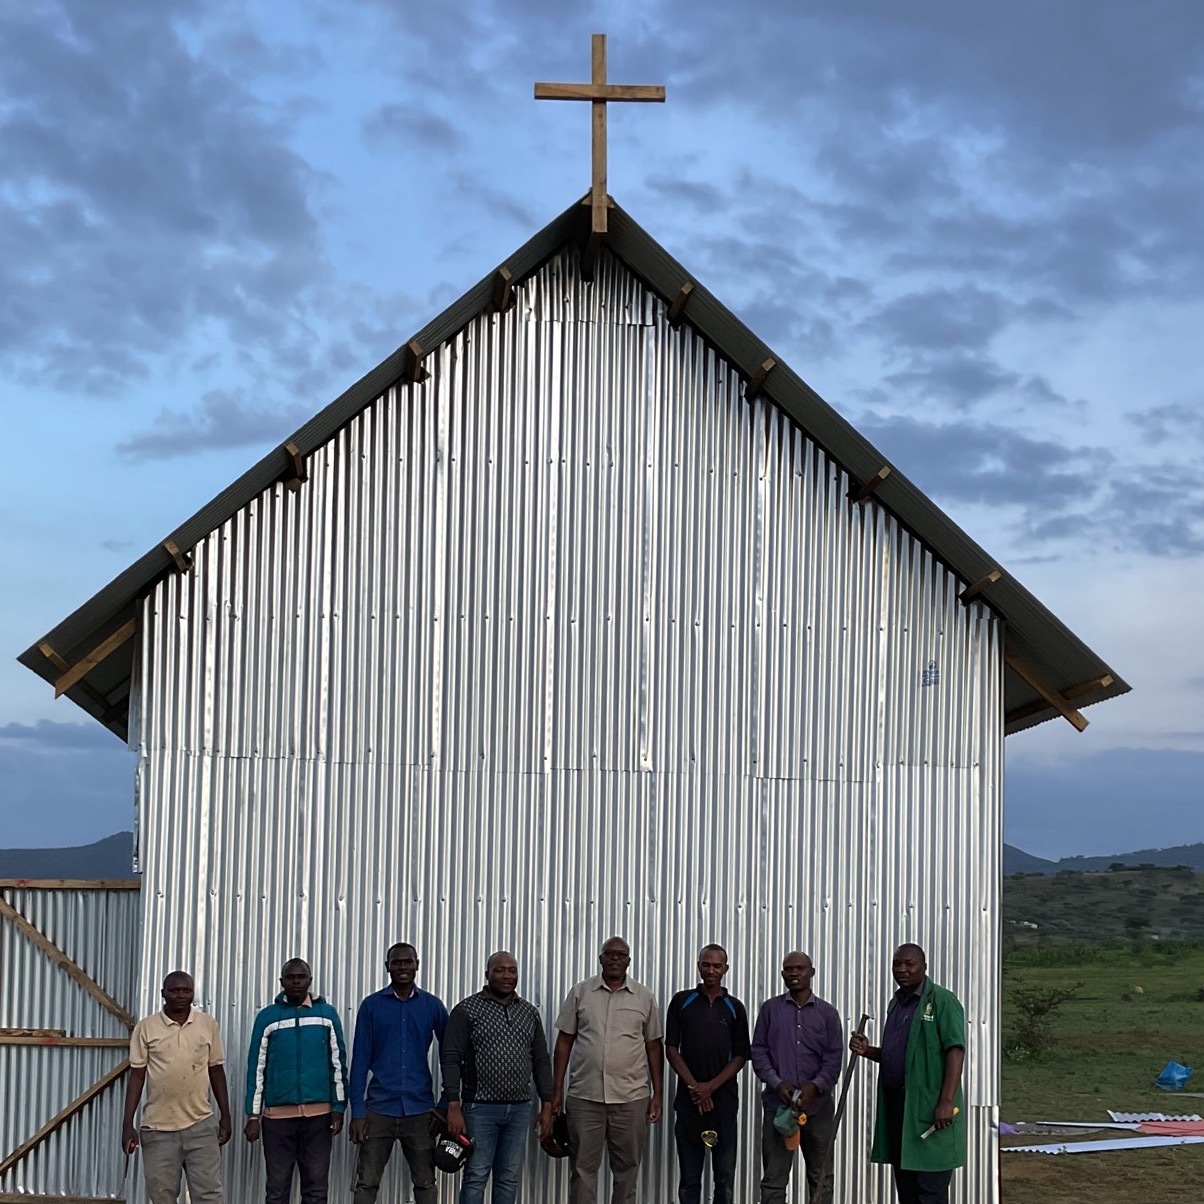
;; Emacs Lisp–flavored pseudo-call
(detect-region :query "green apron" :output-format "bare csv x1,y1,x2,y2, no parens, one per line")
869,978,967,1172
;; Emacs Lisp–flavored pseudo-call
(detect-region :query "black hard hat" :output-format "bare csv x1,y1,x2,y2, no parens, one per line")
434,1133,473,1174
540,1113,571,1159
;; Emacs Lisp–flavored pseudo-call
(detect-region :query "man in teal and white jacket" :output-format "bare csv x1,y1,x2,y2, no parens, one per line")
244,959,349,1204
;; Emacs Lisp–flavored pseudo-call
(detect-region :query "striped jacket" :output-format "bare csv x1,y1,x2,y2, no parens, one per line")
244,992,349,1116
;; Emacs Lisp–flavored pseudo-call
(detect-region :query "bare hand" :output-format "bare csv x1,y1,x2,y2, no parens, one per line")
330,1114,344,1136
551,1090,564,1116
933,1101,957,1131
446,1102,466,1139
797,1083,819,1113
777,1082,797,1106
349,1118,367,1145
244,1118,261,1144
648,1095,662,1124
217,1116,232,1146
121,1124,139,1155
536,1104,554,1141
849,1034,870,1058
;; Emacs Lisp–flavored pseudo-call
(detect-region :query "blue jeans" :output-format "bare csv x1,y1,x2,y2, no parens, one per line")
674,1104,738,1204
459,1102,531,1204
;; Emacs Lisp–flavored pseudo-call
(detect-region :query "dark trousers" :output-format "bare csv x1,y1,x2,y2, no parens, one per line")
261,1115,333,1204
674,1105,738,1204
353,1111,437,1204
884,1089,953,1204
759,1106,834,1204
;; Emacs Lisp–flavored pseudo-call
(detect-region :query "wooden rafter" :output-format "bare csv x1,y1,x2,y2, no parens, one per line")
492,266,514,313
162,539,191,573
848,465,892,503
0,895,135,1029
746,357,776,401
53,620,136,699
401,340,430,384
0,1059,129,1179
1004,653,1089,732
283,441,308,493
667,281,694,326
959,568,1002,605
1006,673,1115,727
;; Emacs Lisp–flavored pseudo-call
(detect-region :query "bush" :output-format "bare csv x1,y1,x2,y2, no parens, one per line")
1005,980,1083,1061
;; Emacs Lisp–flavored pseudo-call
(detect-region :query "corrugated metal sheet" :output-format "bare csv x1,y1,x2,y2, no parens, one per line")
0,885,140,1198
129,249,1001,1203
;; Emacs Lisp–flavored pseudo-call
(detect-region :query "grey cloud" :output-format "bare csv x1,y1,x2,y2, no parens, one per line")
115,390,311,462
450,175,539,230
644,175,730,217
885,358,1020,407
363,103,464,151
100,539,134,552
864,286,1013,355
1128,403,1204,446
859,410,1204,556
0,3,329,393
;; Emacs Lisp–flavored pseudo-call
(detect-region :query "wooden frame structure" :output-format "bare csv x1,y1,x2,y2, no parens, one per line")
0,880,140,1198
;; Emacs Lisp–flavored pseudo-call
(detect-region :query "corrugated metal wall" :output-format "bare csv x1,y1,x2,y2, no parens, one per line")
0,885,140,1199
132,247,1002,1204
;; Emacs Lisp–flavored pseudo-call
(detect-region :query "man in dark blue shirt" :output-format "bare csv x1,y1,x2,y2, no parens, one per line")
349,943,449,1204
665,945,751,1204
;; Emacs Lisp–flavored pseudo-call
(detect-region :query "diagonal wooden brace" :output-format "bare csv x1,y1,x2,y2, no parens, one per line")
53,620,136,699
1005,653,1089,732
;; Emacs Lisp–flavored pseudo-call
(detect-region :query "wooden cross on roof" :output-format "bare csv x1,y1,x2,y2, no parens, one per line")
535,34,665,236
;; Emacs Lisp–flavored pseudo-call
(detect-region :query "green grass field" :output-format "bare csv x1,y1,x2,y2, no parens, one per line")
1000,943,1204,1201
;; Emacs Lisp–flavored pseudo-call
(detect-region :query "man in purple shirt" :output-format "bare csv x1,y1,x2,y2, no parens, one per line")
750,952,843,1204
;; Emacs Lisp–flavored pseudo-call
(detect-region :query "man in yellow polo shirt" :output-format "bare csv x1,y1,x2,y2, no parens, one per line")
122,970,232,1204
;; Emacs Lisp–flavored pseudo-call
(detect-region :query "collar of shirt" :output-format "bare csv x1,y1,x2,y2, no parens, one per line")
589,974,633,994
894,980,926,1005
380,984,424,1002
478,988,523,1007
779,990,818,1009
693,985,730,999
159,1007,197,1028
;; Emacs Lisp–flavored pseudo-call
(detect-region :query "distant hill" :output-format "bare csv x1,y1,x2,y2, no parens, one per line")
1004,862,1204,945
1005,841,1204,876
0,832,135,879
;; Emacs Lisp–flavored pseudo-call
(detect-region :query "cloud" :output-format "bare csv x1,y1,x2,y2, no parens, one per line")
0,2,328,394
115,389,311,462
100,539,134,552
1006,746,1204,860
0,721,132,846
1128,402,1204,446
363,103,464,151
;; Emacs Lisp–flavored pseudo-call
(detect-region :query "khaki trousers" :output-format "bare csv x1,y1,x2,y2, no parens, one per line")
140,1117,223,1204
565,1097,649,1204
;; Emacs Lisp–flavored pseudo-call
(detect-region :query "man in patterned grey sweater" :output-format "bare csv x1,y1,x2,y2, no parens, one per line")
441,952,554,1204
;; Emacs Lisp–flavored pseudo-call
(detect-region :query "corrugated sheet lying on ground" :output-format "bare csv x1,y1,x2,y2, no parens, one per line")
0,885,140,1199
129,251,1003,1204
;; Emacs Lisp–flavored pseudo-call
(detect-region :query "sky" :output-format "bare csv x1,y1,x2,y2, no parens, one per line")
2,0,1202,860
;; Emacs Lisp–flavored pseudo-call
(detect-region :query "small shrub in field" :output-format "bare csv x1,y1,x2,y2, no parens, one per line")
1006,980,1084,1058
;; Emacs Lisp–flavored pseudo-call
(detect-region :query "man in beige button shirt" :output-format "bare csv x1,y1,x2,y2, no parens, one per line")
122,970,232,1204
552,936,664,1204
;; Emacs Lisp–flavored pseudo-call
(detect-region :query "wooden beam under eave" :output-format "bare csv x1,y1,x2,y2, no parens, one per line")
1004,653,1089,732
0,1059,129,1179
667,281,694,326
848,465,892,503
746,357,776,401
959,568,1003,605
53,619,136,699
1005,673,1115,727
401,340,430,384
492,266,514,314
0,896,136,1029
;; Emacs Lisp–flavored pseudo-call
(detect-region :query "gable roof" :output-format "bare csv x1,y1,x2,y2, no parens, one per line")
18,196,1129,740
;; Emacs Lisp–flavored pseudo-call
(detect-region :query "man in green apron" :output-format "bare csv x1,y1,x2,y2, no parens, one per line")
848,944,965,1204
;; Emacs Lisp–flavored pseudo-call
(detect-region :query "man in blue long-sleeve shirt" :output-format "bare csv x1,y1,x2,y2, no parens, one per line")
348,943,449,1204
750,951,843,1204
